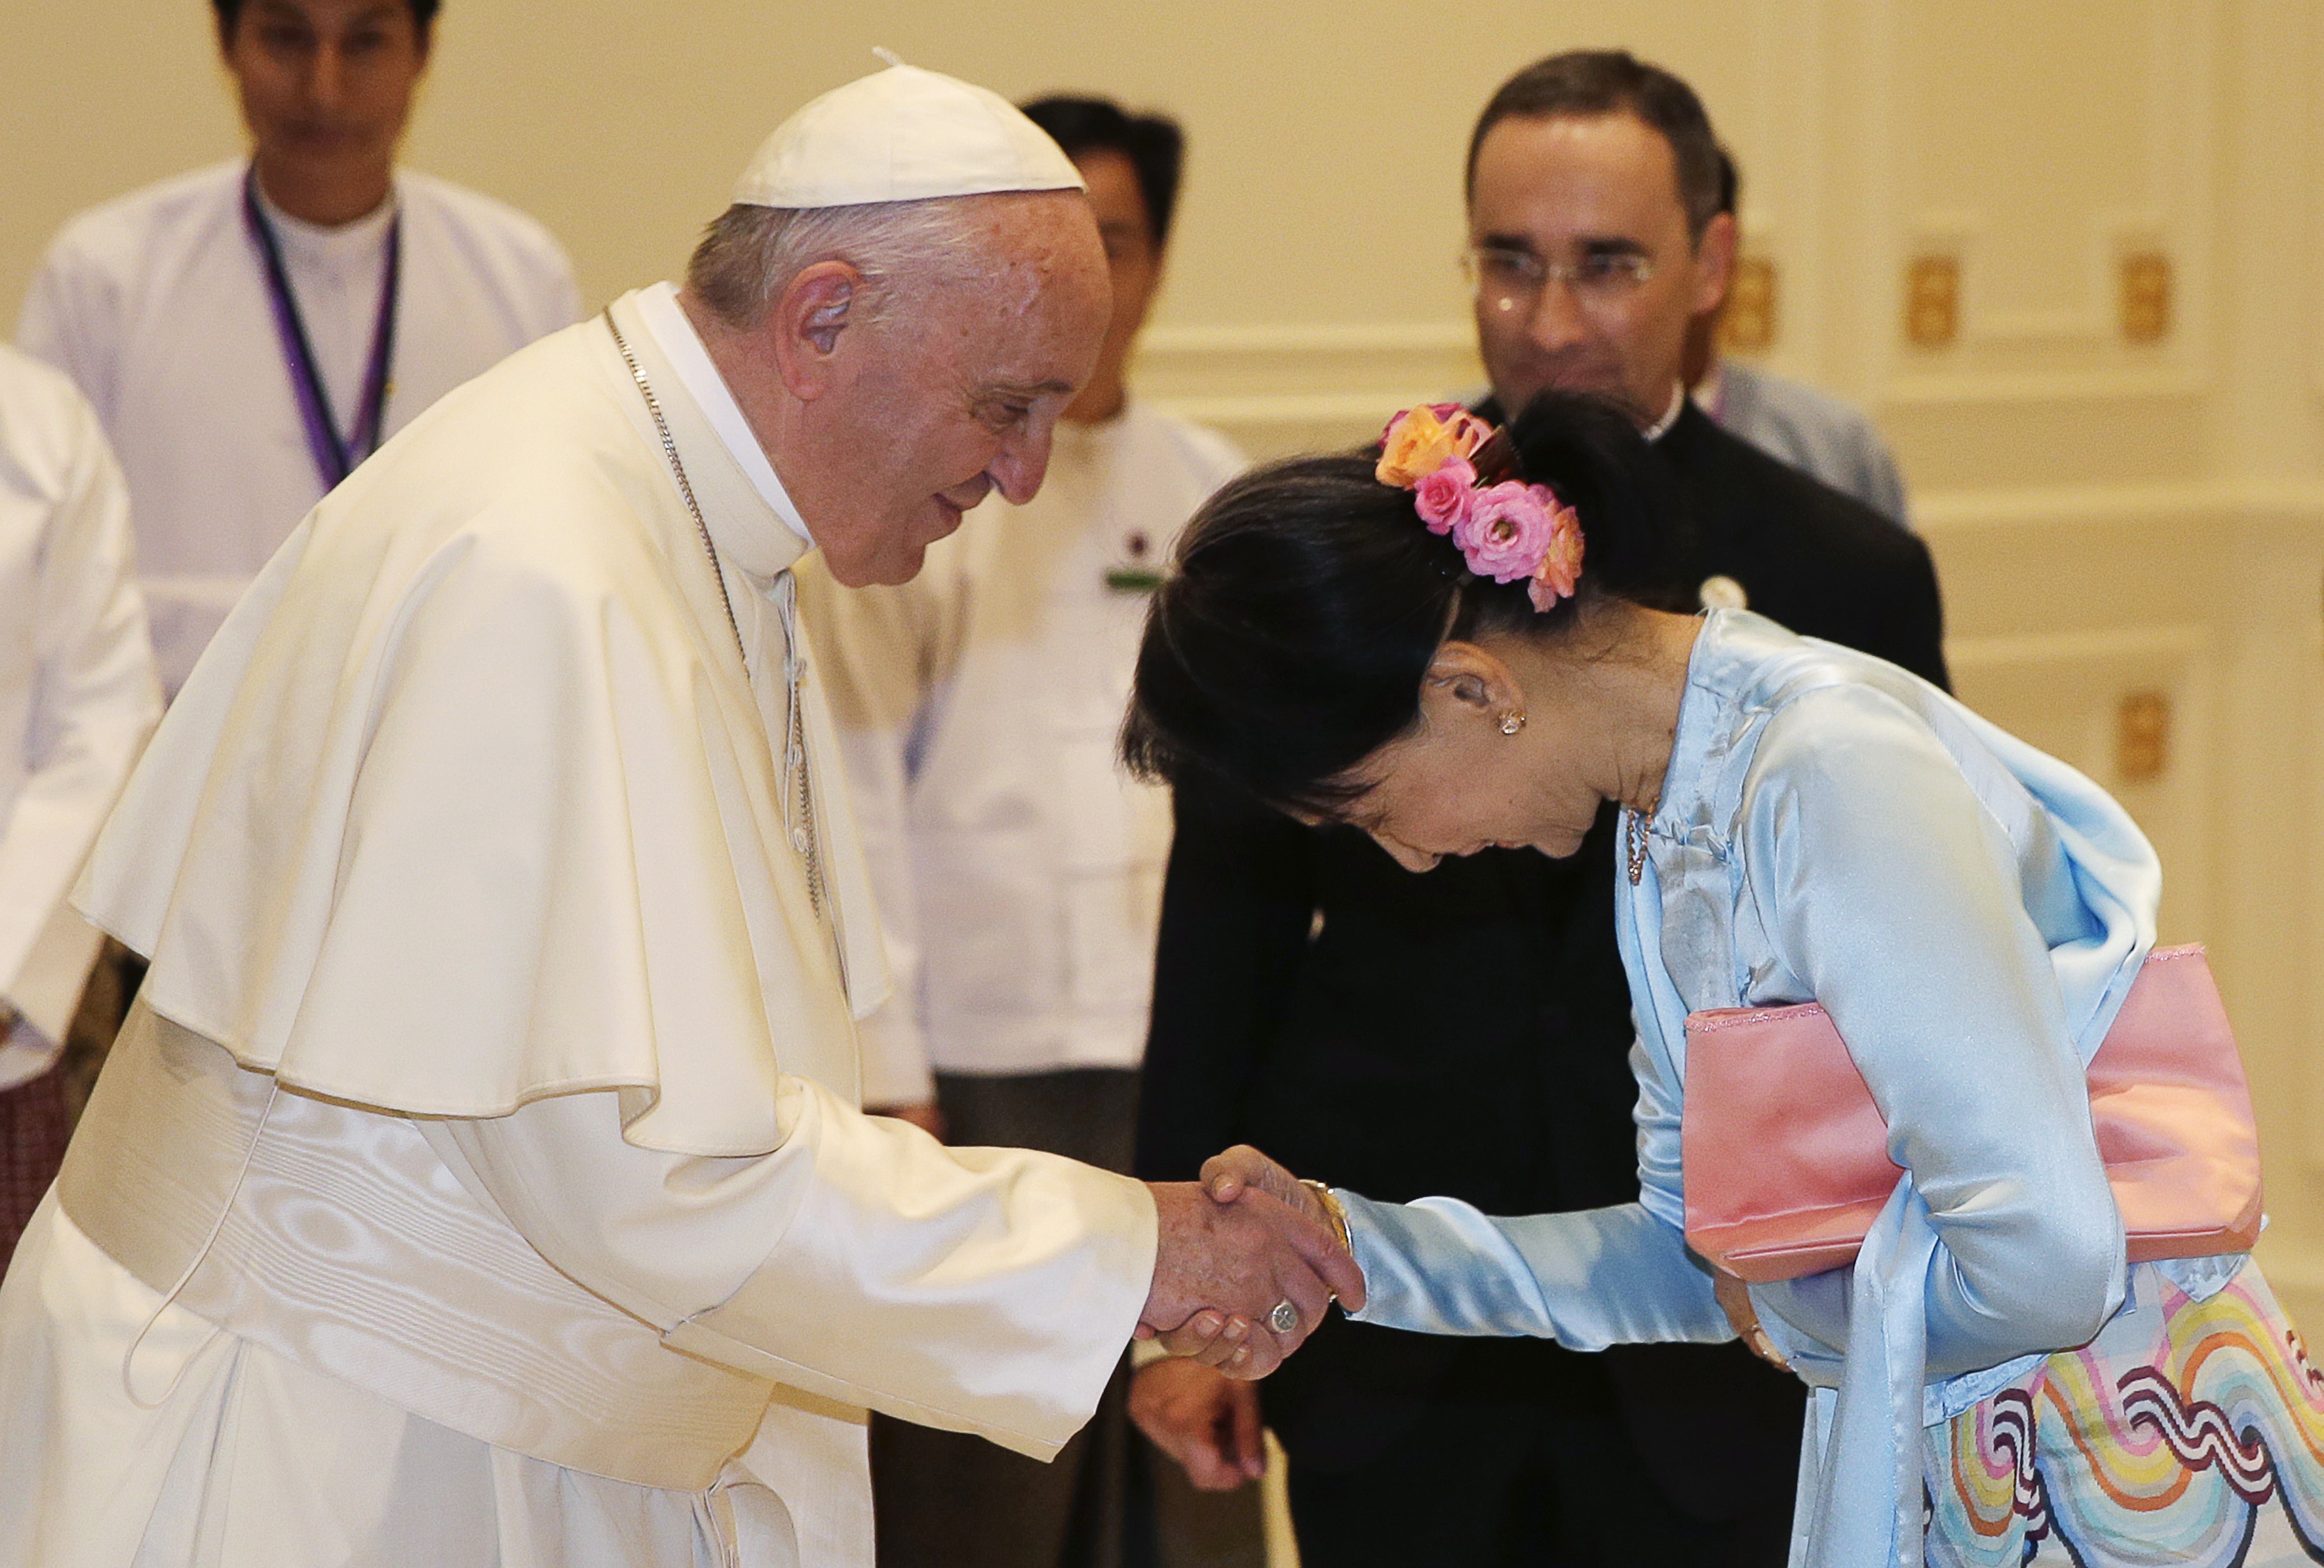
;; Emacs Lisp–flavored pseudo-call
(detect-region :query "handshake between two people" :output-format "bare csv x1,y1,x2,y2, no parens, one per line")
1137,1145,1363,1381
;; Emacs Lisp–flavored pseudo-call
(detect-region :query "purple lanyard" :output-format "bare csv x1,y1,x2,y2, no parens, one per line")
242,168,402,491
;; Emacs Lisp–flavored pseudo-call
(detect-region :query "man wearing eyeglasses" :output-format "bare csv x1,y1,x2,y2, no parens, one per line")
1458,57,1943,674
1132,51,1945,1568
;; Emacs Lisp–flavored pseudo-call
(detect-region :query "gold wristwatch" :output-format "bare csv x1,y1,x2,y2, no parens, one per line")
1300,1177,1352,1252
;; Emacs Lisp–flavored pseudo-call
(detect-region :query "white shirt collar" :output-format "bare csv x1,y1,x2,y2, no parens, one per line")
1643,380,1688,443
250,170,399,269
633,281,812,543
1690,362,1725,422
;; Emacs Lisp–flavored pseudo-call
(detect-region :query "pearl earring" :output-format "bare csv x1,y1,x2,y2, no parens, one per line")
1498,711,1527,736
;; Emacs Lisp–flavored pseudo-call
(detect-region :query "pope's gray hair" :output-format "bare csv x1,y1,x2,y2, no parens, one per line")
686,199,992,330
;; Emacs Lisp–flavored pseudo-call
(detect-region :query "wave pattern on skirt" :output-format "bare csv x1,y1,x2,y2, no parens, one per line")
1927,1261,2324,1567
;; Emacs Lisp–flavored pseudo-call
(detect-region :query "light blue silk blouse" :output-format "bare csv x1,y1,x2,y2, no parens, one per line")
1335,609,2243,1568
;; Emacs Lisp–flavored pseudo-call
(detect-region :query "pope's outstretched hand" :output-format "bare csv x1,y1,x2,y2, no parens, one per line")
1140,1180,1365,1379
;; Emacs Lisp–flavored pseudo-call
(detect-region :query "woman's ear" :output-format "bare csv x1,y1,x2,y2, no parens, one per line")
1424,640,1524,722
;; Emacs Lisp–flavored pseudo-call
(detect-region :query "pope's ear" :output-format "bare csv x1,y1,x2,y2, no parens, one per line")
768,261,865,400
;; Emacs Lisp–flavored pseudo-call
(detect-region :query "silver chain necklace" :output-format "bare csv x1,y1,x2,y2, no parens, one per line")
604,310,827,921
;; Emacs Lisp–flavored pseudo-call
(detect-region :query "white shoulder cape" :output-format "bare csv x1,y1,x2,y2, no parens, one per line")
76,303,886,1156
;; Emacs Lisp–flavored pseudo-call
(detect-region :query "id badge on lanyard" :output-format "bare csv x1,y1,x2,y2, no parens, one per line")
242,168,403,491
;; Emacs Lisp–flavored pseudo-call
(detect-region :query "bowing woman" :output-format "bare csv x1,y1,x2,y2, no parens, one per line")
1125,393,2324,1567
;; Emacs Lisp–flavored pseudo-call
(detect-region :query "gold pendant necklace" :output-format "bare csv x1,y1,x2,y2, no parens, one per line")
1624,804,1656,885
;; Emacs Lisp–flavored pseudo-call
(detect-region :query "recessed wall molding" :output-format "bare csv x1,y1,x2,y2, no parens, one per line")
1914,477,2324,532
1881,365,2208,408
1943,621,2209,673
1129,317,2218,464
1867,0,2218,403
1899,208,2179,352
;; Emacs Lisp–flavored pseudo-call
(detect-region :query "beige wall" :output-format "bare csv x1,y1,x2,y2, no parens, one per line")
9,1,1928,335
13,0,2324,1338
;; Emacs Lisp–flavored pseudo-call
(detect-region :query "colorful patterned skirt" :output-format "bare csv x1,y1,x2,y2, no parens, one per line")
1928,1259,2324,1566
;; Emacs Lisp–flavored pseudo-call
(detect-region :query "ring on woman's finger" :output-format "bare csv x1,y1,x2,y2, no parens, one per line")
1268,1299,1300,1336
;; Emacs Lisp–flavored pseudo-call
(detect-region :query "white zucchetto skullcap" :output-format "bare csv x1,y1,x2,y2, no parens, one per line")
733,57,1085,210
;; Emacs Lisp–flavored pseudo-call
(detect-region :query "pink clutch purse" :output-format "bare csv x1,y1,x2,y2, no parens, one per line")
1681,944,2264,1284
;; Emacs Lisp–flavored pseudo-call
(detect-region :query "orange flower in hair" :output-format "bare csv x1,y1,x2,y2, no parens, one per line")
1375,403,1495,488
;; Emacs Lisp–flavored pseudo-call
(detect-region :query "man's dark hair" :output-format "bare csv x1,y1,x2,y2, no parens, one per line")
1467,50,1724,243
1714,143,1740,218
212,0,442,37
1019,96,1186,248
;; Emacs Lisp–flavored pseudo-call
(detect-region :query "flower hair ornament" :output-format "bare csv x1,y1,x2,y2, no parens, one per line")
1375,403,1584,613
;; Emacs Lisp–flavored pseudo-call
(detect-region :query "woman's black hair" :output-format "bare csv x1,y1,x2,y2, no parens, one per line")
1123,390,1684,816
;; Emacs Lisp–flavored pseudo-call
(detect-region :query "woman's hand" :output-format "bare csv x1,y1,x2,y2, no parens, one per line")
1714,1270,1789,1370
1201,1143,1328,1227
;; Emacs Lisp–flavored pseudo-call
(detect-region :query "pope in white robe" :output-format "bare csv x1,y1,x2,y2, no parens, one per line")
0,63,1357,1568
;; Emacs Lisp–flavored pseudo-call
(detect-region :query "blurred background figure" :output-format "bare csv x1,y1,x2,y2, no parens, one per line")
1684,146,1910,526
1132,50,1942,1568
799,96,1254,1568
15,0,578,699
0,344,160,1273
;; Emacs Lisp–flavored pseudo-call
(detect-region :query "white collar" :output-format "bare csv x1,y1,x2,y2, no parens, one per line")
1690,362,1725,421
633,281,812,544
250,168,399,264
1643,381,1688,443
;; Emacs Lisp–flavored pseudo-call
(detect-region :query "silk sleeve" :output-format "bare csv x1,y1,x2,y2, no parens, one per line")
426,1076,1156,1460
1737,686,2122,1373
1338,1189,1733,1346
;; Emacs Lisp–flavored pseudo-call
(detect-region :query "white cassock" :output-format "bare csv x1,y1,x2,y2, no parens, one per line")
799,405,1243,1104
16,160,581,693
0,286,1156,1568
0,344,160,1083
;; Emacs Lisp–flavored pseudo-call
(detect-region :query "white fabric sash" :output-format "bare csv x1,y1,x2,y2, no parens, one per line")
59,1001,778,1491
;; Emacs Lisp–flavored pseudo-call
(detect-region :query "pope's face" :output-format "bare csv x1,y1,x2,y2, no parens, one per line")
222,0,428,204
1468,112,1730,426
814,194,1111,586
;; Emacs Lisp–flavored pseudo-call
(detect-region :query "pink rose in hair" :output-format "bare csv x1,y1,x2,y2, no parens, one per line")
1411,457,1477,534
1527,501,1586,612
1452,481,1558,583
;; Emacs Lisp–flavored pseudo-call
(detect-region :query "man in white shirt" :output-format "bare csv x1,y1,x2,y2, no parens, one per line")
17,0,579,695
0,345,161,1272
0,64,1356,1568
799,96,1246,1568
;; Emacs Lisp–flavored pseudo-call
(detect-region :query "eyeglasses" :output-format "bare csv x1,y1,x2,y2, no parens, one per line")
1461,246,1657,316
